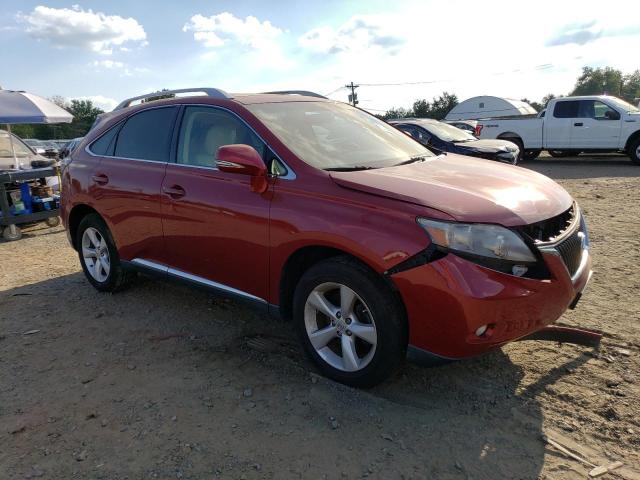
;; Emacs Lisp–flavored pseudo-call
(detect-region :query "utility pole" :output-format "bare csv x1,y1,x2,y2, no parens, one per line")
345,82,359,106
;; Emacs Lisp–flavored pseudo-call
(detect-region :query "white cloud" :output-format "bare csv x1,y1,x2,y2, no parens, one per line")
183,12,291,69
19,5,147,55
73,95,119,112
299,15,405,55
89,59,149,77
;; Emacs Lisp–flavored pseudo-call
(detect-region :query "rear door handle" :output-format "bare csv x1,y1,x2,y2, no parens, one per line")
163,185,186,199
574,122,583,127
91,173,109,185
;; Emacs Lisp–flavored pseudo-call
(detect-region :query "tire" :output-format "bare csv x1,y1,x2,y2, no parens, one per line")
293,256,407,388
629,137,640,165
2,225,22,241
522,149,541,161
76,213,133,292
548,150,573,158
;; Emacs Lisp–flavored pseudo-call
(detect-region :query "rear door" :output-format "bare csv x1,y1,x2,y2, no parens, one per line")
570,100,621,149
546,100,579,148
89,106,178,263
160,105,272,302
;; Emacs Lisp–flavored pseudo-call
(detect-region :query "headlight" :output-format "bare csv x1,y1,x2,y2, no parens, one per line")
417,218,536,262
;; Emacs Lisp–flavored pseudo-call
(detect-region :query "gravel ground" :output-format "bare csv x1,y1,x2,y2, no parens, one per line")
1,154,639,480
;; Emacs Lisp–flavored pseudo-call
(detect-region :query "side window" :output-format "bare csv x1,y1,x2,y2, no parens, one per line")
593,101,619,120
416,128,432,143
89,121,121,156
114,107,177,162
398,125,417,139
177,106,266,168
553,101,579,118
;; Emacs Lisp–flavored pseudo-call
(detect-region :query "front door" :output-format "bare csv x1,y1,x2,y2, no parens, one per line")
570,100,621,149
89,106,178,263
160,105,272,302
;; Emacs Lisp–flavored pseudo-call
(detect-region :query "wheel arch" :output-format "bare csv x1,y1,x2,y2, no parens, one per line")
277,245,405,323
625,129,640,151
496,132,523,144
67,204,101,250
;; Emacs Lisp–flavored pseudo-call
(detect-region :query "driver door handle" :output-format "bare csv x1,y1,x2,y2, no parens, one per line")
574,122,583,127
163,185,186,199
91,173,109,185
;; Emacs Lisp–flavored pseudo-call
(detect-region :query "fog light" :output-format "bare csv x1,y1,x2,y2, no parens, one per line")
475,324,488,337
512,264,528,277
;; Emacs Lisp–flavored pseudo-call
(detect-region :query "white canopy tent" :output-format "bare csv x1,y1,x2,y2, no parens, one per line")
0,89,72,170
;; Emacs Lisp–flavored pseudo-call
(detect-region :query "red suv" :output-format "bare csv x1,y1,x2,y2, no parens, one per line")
61,88,592,387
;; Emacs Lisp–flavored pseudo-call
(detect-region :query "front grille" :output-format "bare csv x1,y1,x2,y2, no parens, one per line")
555,229,583,276
521,205,575,243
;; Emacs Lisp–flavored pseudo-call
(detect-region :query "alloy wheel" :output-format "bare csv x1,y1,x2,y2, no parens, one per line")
304,282,377,372
81,227,110,283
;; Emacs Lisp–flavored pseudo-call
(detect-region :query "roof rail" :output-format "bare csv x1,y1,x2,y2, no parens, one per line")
114,87,232,110
262,90,327,99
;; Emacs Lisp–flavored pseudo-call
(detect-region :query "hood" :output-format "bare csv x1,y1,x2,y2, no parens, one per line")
456,139,518,152
329,154,572,226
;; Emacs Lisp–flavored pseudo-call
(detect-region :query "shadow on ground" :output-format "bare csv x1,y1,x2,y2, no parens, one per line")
0,271,592,479
522,154,638,180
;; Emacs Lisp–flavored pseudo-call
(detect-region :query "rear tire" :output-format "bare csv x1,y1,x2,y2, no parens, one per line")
76,214,133,292
629,137,640,165
293,256,407,388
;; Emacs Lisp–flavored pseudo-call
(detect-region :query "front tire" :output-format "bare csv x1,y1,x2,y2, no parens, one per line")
522,149,541,161
548,150,574,158
629,137,640,165
293,256,407,388
76,214,133,292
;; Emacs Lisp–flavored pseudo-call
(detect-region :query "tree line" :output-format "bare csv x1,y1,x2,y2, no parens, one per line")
378,66,640,121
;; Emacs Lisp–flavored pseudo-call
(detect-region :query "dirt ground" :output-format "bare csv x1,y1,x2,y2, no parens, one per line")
1,154,639,480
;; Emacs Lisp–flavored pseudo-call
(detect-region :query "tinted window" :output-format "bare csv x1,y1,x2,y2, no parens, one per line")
177,106,265,168
114,107,177,162
553,101,579,118
89,122,121,156
578,100,619,120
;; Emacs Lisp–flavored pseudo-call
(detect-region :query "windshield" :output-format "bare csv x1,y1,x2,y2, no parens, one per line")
421,122,477,142
606,97,640,113
247,101,434,170
0,131,34,158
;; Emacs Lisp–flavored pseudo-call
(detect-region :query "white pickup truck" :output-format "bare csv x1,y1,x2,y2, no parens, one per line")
475,95,640,164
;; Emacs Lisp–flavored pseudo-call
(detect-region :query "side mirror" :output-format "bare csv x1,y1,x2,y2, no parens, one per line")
604,110,620,120
216,144,268,193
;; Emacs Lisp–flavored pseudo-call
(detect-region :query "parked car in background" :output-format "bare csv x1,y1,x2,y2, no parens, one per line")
444,119,478,135
59,137,83,159
0,130,52,170
390,118,519,164
62,88,591,387
23,139,46,155
475,95,640,163
23,138,59,159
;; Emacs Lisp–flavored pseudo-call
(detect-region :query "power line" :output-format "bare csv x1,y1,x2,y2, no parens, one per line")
323,86,346,97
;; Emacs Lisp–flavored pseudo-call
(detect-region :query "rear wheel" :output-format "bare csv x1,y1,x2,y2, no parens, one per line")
77,214,133,292
629,137,640,165
293,257,406,388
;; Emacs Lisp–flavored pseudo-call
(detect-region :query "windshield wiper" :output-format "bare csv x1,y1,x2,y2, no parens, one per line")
393,155,428,167
324,165,377,172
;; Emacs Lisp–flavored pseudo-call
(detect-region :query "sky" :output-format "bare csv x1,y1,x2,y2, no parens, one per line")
1,0,639,113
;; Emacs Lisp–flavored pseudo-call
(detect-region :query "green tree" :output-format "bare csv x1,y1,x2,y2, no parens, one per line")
428,92,458,120
571,67,624,98
381,107,412,120
621,70,640,104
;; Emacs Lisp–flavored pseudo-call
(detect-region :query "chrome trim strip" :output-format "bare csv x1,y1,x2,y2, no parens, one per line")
131,258,266,303
131,258,168,272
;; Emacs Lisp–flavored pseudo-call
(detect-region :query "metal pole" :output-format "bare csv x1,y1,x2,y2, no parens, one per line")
6,124,18,170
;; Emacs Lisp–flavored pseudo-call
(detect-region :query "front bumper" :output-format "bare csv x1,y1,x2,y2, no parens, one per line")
392,243,592,361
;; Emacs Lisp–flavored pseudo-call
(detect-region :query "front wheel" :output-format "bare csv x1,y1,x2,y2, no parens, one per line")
548,150,574,158
76,214,133,292
629,137,640,165
293,257,407,388
522,149,541,161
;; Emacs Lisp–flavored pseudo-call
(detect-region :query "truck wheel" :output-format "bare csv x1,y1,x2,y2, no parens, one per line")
523,150,541,161
293,256,407,388
629,137,640,165
548,150,573,158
